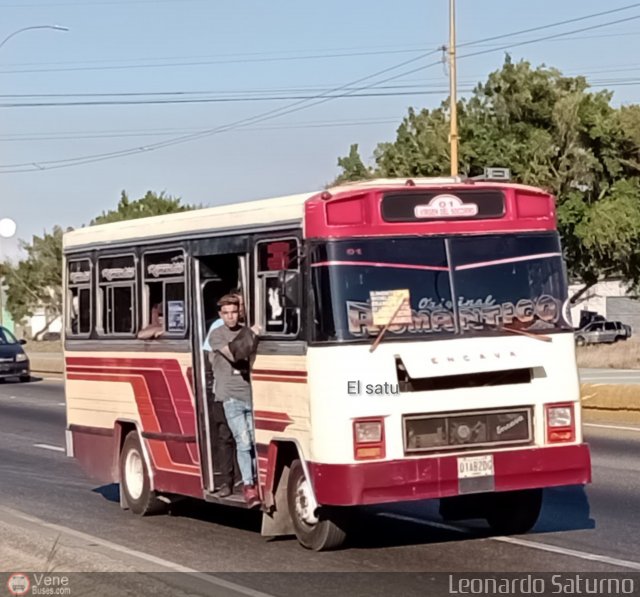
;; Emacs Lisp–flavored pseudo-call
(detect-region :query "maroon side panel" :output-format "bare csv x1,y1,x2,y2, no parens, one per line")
309,444,591,506
154,470,203,499
72,429,115,484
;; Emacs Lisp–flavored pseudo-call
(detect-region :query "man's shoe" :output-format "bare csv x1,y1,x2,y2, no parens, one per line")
243,485,261,508
217,484,232,498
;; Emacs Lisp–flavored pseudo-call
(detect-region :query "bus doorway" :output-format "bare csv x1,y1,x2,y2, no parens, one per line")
192,252,247,497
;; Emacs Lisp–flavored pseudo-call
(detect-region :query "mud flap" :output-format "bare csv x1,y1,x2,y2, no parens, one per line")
261,463,295,537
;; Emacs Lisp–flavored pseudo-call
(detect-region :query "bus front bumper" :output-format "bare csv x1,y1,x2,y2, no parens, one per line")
309,443,591,506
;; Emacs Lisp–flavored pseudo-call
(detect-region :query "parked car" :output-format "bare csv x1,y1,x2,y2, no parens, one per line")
0,326,30,382
575,320,632,346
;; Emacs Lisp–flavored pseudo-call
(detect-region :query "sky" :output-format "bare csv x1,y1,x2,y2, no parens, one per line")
1,0,640,257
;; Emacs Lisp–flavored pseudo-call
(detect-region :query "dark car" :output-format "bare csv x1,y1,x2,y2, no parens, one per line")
0,326,30,382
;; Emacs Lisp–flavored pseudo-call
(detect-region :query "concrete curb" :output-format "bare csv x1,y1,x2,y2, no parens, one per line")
580,383,640,413
28,354,64,375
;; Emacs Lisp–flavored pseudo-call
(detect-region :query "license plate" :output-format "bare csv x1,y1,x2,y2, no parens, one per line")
457,455,494,478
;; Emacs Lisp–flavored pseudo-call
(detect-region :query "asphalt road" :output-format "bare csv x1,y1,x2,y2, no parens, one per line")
1,378,640,596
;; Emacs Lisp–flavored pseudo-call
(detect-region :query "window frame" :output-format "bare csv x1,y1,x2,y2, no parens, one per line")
96,252,138,338
254,236,301,339
141,247,188,338
66,257,93,338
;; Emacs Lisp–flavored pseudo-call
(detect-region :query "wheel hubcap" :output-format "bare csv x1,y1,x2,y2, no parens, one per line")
295,476,319,526
125,449,144,500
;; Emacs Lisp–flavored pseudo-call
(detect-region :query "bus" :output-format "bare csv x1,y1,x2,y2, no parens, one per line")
63,175,591,551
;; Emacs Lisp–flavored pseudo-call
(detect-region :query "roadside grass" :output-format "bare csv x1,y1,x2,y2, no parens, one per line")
24,340,62,353
581,383,640,425
576,340,640,369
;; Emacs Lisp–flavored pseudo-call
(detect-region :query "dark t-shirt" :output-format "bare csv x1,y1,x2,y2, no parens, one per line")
208,324,252,403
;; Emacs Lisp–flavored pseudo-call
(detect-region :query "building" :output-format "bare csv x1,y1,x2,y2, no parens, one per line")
569,279,640,332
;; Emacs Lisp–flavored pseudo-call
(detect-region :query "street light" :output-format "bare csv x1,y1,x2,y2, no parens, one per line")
0,217,16,239
0,24,69,51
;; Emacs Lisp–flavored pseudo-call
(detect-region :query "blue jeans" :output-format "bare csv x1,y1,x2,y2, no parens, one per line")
223,398,255,485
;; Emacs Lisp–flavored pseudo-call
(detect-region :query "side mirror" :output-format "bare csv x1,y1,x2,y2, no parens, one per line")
19,339,27,345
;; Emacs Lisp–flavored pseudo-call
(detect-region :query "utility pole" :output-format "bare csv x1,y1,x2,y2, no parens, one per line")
448,0,459,177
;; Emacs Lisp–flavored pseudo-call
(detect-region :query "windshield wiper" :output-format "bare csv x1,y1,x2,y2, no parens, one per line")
369,297,409,353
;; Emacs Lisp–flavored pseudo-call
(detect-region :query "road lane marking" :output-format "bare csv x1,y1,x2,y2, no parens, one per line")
379,513,640,571
0,505,277,597
494,536,640,571
585,423,640,433
33,443,66,452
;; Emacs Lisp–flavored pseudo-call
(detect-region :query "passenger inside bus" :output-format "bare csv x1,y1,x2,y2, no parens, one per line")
208,294,260,508
137,303,164,339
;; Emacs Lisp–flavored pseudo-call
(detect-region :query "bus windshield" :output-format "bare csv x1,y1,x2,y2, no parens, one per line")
310,232,572,343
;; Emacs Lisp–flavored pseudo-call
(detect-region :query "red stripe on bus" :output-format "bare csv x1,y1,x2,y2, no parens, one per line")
252,375,307,384
251,369,307,377
254,411,294,432
67,372,200,475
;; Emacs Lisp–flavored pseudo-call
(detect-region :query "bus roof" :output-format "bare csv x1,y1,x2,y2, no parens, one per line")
63,177,553,250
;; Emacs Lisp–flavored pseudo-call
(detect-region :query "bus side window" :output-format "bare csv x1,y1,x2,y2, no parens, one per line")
142,249,187,337
96,254,136,336
67,258,92,336
255,238,300,337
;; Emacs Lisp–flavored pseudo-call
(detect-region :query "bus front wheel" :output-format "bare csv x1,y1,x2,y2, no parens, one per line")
120,431,165,516
287,459,347,551
485,488,543,535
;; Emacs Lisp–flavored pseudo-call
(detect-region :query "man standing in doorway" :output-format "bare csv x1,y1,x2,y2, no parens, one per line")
208,294,260,508
203,289,244,497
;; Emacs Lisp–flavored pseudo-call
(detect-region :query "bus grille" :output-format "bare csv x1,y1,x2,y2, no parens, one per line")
403,407,532,454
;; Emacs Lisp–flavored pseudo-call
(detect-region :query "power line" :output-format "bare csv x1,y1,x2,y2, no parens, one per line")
0,88,452,108
5,59,640,102
0,117,402,141
456,1,640,49
0,49,445,170
0,47,428,75
3,4,640,172
2,3,639,75
5,13,640,109
0,0,208,6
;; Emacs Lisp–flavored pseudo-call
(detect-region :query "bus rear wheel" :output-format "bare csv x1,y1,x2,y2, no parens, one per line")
120,431,165,516
287,459,347,551
485,488,543,535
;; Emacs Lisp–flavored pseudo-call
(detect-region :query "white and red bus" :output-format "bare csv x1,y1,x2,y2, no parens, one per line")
63,176,591,551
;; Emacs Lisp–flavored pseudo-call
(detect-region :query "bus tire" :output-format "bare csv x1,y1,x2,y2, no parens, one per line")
120,431,165,516
485,488,542,535
287,459,347,551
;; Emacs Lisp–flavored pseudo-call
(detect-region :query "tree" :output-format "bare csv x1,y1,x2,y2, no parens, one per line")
333,57,640,301
92,190,194,225
0,227,65,337
1,190,195,336
333,144,373,184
